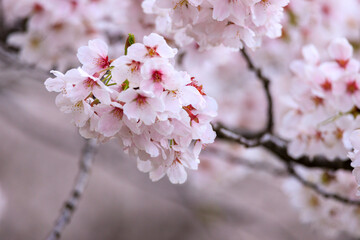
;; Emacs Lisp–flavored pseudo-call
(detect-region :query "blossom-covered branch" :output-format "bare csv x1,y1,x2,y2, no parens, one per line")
215,40,358,174
46,139,98,240
45,33,218,184
216,43,355,170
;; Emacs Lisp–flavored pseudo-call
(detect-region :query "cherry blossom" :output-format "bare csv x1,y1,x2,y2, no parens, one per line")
3,0,152,71
280,38,360,159
143,0,289,50
77,39,110,75
45,33,217,184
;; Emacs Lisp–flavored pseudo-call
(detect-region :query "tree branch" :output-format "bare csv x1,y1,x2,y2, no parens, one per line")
213,122,262,147
240,48,273,134
208,130,359,205
213,123,353,171
45,138,98,240
205,146,287,177
286,163,360,206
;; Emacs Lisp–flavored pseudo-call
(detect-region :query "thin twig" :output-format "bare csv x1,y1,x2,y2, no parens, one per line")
286,163,360,206
240,48,273,134
45,138,98,240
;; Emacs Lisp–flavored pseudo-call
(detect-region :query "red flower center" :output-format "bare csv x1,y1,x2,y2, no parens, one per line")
146,46,160,57
127,60,141,72
111,107,123,120
96,56,109,69
152,70,163,83
33,3,44,13
311,96,324,106
336,59,349,68
320,79,332,91
136,94,148,106
84,77,98,89
346,81,358,94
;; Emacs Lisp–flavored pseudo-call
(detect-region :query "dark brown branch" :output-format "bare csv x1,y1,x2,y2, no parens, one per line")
213,123,353,171
262,135,353,171
213,122,262,147
286,163,360,205
45,138,98,240
241,48,273,134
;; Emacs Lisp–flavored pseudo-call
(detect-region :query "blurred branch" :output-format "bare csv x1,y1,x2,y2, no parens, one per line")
241,48,273,135
213,123,353,171
207,147,360,206
0,42,18,65
211,126,359,205
286,163,360,206
205,146,287,176
45,138,98,240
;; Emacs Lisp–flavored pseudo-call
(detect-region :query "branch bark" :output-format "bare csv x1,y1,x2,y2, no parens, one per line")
45,138,98,240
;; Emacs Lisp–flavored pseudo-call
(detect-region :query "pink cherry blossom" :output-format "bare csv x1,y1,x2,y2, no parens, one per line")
143,0,289,49
118,88,165,125
46,33,217,184
77,39,110,74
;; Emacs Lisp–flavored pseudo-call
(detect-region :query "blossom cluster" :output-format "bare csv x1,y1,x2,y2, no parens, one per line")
3,0,153,71
279,38,360,159
250,0,360,76
45,33,217,184
280,37,360,205
142,0,289,50
283,0,360,47
284,168,360,238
